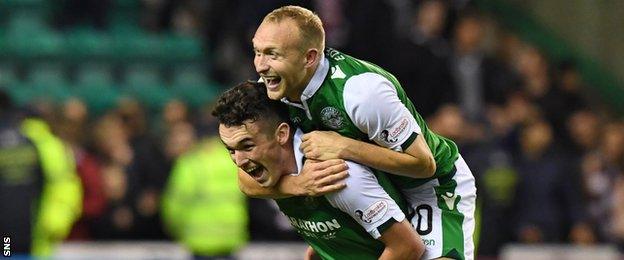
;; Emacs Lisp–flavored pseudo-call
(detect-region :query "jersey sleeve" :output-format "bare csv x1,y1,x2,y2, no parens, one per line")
325,161,406,239
343,73,421,151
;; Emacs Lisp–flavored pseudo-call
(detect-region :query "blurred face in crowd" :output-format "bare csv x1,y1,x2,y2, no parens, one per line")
454,16,484,54
520,120,553,156
163,99,188,126
219,120,293,187
253,19,318,101
601,123,624,164
567,110,600,150
165,121,196,159
416,0,447,38
516,46,548,79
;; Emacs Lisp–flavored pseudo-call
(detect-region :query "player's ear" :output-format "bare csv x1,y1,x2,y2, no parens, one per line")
304,48,319,68
275,122,291,145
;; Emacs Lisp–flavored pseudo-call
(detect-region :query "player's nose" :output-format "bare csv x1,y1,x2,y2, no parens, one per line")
233,151,249,167
255,55,269,74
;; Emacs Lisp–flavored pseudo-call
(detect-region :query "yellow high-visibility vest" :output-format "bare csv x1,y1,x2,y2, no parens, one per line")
162,136,248,256
21,118,82,257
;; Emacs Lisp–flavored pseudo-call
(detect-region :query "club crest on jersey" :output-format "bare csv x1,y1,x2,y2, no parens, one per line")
320,106,345,130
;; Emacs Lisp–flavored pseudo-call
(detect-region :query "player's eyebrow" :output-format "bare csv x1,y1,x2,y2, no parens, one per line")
254,45,278,53
222,137,253,150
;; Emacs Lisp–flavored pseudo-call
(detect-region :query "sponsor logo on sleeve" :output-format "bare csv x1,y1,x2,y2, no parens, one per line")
380,130,398,143
381,117,410,144
355,200,388,224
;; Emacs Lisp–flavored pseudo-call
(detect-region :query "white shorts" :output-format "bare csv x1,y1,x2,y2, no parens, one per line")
404,155,477,260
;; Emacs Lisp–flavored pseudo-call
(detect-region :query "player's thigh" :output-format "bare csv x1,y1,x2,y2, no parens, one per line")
405,155,476,260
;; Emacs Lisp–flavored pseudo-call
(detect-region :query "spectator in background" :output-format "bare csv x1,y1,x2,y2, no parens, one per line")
428,104,483,145
577,120,624,246
342,0,397,66
449,10,518,122
565,110,602,159
471,144,518,257
141,0,206,36
0,90,42,256
596,122,624,244
511,118,595,244
152,99,194,182
163,121,197,161
21,102,83,256
513,46,556,118
116,99,168,239
89,113,140,239
407,0,450,56
598,122,624,174
389,0,455,118
544,61,590,143
58,98,109,241
611,160,624,251
161,120,248,260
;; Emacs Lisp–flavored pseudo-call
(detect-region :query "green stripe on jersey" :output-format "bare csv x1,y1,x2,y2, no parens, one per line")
435,174,465,259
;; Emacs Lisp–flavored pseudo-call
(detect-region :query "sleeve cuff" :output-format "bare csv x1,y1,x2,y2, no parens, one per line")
369,214,406,239
400,132,419,151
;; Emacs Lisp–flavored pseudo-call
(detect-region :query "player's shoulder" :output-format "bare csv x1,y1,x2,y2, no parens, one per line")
343,73,396,103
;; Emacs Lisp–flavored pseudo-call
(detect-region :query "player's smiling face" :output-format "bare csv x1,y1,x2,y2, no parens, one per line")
253,19,308,101
219,120,288,188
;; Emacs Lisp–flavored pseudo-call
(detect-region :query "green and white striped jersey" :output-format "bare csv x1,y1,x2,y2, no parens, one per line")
283,48,460,189
275,129,410,260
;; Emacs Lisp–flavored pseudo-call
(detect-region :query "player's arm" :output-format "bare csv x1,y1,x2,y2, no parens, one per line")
237,159,349,198
302,131,435,178
300,74,435,178
378,220,424,260
325,161,425,259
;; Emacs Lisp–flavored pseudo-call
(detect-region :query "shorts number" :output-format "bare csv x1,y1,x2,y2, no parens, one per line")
415,204,432,235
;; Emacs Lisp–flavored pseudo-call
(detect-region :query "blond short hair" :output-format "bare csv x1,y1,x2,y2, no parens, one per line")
262,5,325,51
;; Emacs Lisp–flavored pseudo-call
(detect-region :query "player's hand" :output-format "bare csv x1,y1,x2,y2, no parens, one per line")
291,159,349,196
300,131,348,160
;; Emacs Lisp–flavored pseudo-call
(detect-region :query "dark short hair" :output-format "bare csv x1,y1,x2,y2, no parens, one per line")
212,81,291,128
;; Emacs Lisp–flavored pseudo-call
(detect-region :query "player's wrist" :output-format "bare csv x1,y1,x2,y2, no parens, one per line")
337,137,357,161
279,175,305,196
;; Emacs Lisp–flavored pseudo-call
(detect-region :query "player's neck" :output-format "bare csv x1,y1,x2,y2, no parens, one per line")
280,145,298,176
286,62,319,103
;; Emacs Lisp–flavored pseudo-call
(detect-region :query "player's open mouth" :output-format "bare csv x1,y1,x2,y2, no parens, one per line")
245,165,265,179
264,76,281,90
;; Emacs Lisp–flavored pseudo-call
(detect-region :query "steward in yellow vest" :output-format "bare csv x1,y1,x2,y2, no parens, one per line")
162,136,248,257
21,118,83,257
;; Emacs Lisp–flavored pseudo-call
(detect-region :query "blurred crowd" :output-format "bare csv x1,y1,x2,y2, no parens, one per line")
1,0,623,258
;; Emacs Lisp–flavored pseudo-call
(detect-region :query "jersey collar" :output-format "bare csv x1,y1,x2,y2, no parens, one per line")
281,52,329,104
292,128,305,176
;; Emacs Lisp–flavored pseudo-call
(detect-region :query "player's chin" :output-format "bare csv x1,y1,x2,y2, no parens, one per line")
258,174,276,188
266,89,284,100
